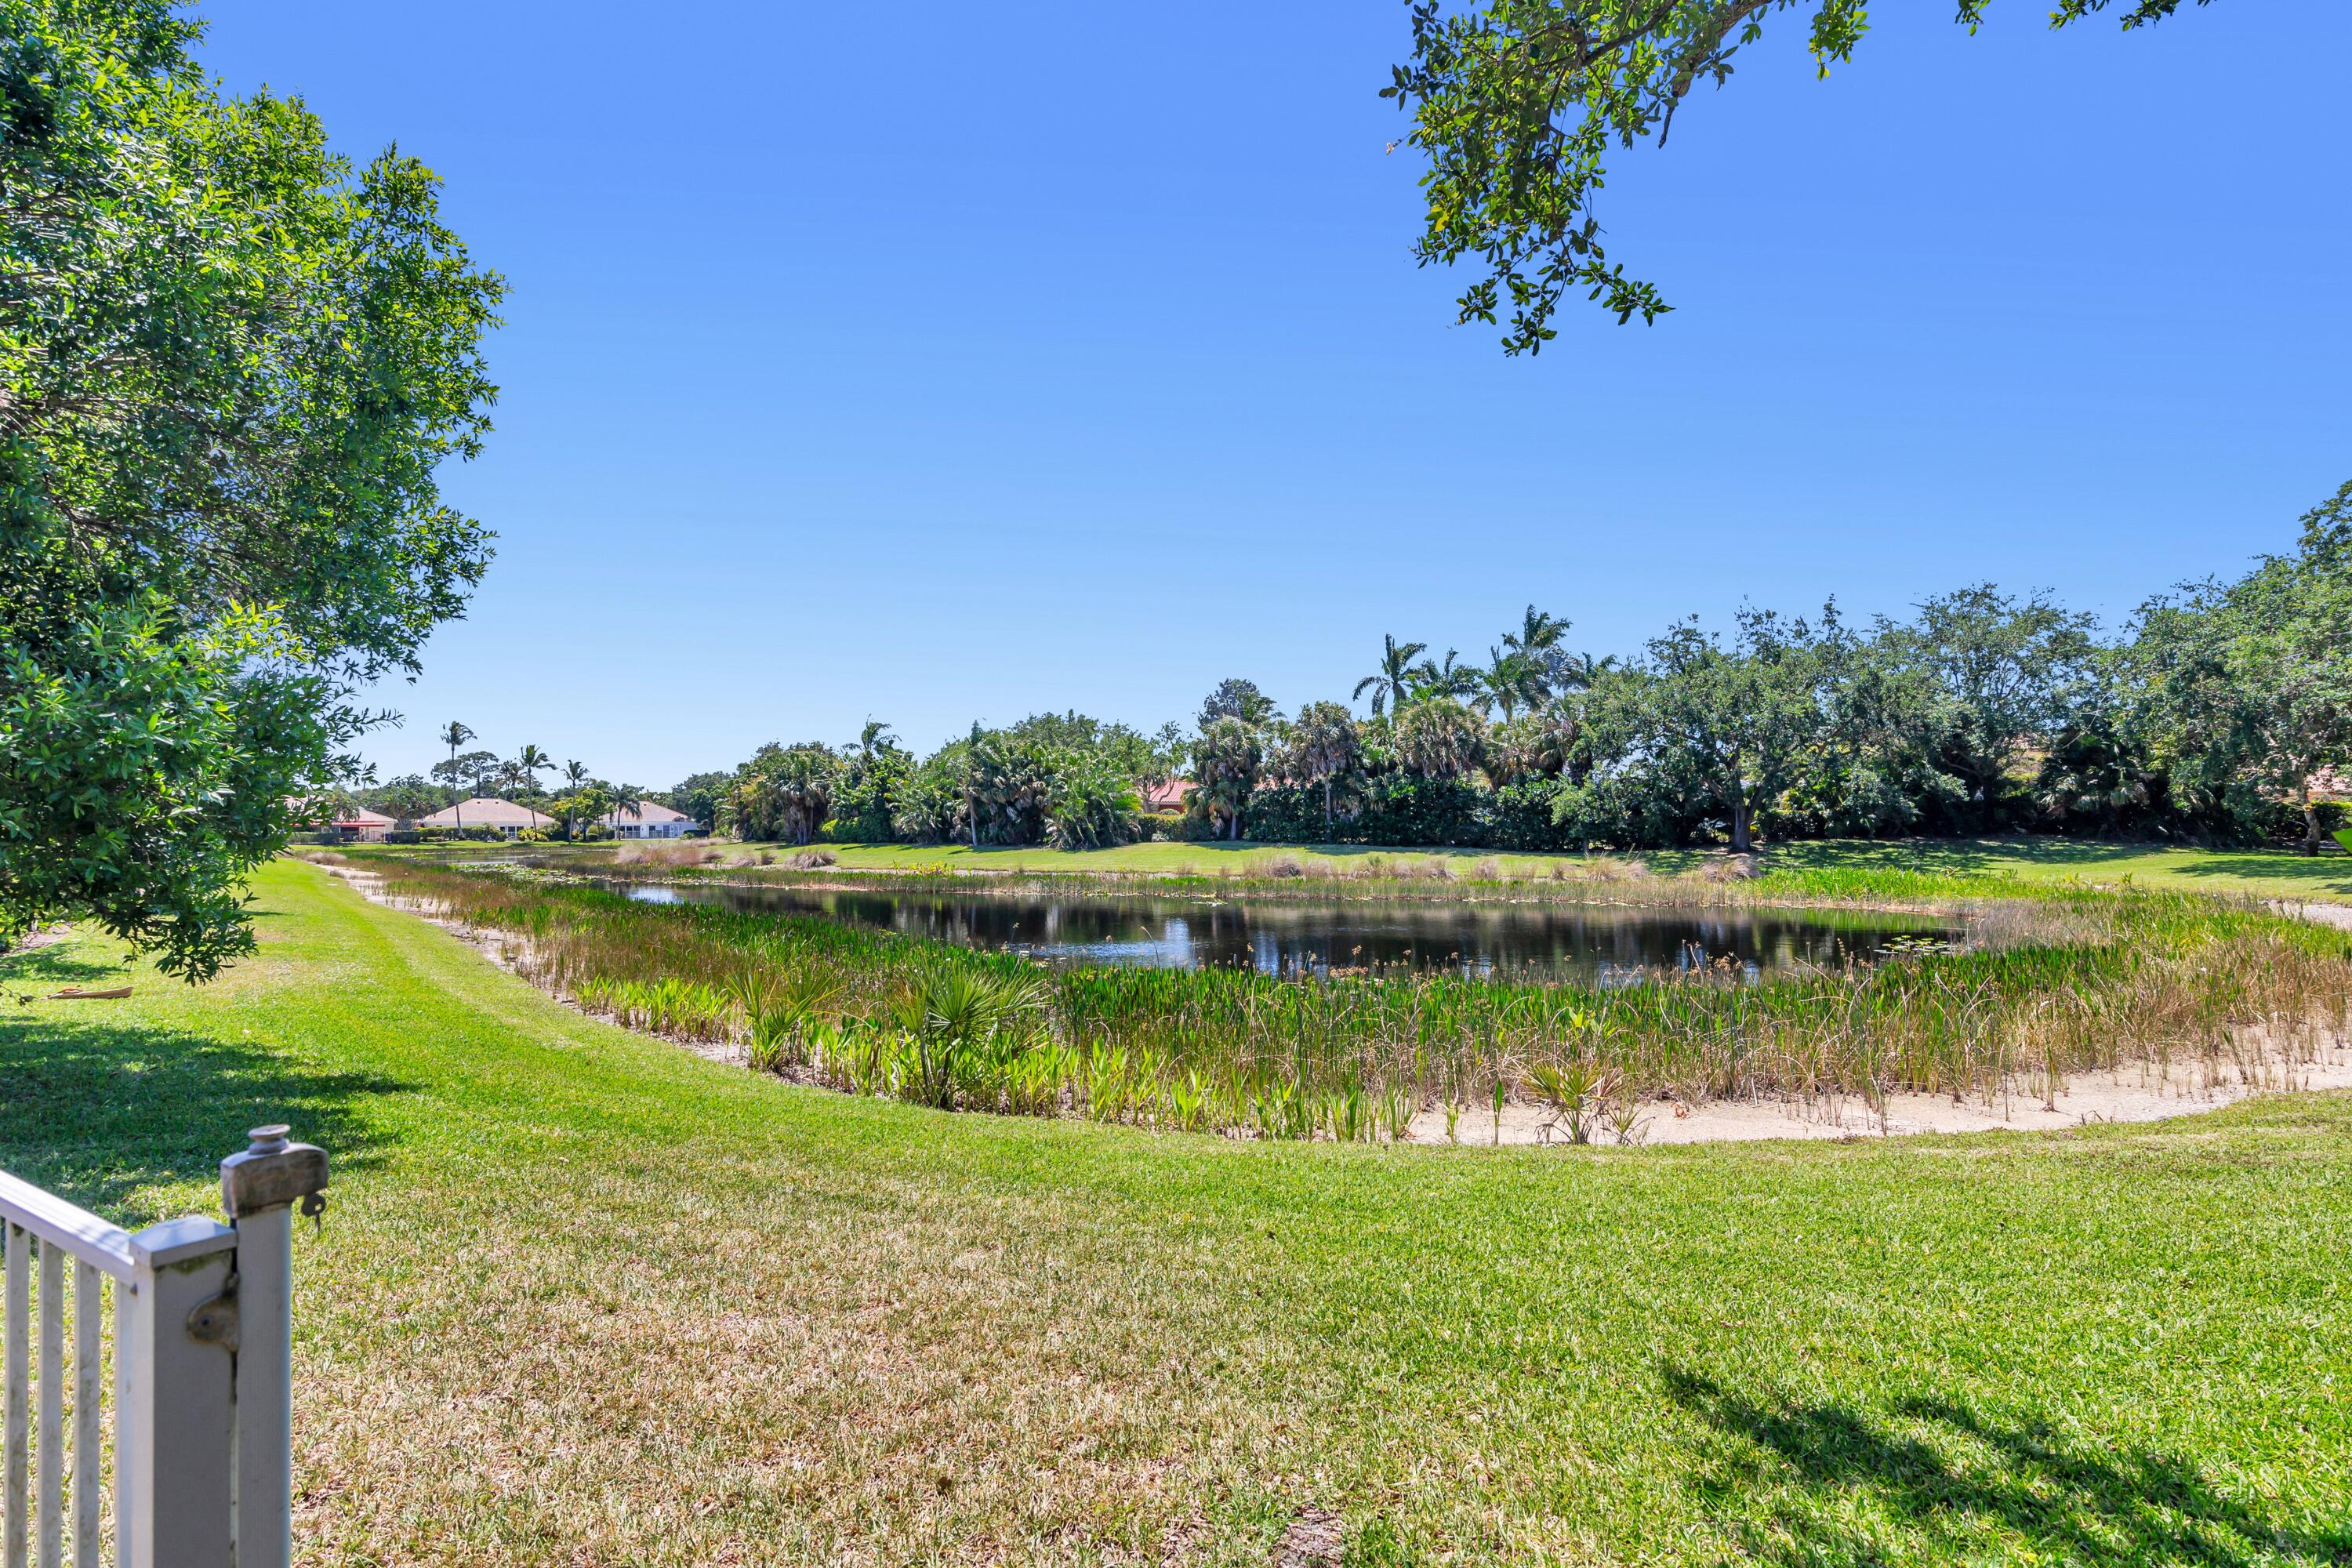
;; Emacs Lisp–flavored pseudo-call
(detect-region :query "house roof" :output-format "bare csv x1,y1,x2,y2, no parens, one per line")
418,797,552,828
1142,779,1193,812
285,797,395,828
605,800,692,825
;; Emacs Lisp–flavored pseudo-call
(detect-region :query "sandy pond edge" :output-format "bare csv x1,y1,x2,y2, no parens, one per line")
319,861,2352,1149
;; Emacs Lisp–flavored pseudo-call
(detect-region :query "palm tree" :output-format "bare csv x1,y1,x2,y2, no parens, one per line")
1290,701,1362,836
559,760,591,838
964,721,984,850
1502,606,1569,704
514,744,553,797
1501,605,1567,659
1413,648,1479,702
1190,717,1264,840
1477,647,1542,720
1353,634,1428,718
607,782,648,837
1394,696,1486,782
438,721,474,829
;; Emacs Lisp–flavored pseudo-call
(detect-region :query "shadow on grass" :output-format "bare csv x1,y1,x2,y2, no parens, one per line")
0,942,139,995
2157,856,2352,895
1664,1365,2351,1566
0,1011,413,1225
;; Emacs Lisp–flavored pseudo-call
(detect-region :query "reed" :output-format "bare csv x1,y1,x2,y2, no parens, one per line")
342,855,2352,1142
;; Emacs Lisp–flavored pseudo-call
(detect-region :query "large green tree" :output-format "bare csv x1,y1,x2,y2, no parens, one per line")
0,0,500,975
2132,482,2352,852
1640,610,1828,853
1387,0,2212,353
1878,586,2099,823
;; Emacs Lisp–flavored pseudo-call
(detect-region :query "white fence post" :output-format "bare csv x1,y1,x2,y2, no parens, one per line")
219,1127,328,1568
4,1125,321,1568
115,1217,237,1568
5,1218,24,1568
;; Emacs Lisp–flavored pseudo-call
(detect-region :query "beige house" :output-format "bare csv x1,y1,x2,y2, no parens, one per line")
604,800,696,840
418,797,554,837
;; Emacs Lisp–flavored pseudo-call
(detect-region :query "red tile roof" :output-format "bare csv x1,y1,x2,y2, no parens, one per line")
1142,779,1193,812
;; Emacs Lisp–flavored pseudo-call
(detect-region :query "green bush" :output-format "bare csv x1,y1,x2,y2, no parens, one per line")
1246,778,1486,847
1484,779,1570,851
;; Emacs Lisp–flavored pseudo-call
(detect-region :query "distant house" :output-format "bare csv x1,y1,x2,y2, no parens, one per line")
324,807,397,843
285,797,398,843
1142,779,1193,814
604,800,695,840
418,797,553,837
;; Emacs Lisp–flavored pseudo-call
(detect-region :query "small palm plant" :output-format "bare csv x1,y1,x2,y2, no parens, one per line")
1525,1056,1617,1145
730,964,842,1073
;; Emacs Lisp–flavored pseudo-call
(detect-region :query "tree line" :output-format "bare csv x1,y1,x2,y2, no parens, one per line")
699,482,2352,855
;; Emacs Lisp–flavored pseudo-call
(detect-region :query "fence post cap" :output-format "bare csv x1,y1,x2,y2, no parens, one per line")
125,1214,237,1269
220,1127,328,1218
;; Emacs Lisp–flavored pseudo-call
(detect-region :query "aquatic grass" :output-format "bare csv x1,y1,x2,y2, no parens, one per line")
333,854,2352,1142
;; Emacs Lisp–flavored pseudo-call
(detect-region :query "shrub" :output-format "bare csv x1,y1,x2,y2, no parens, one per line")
1485,779,1570,851
1399,779,1483,845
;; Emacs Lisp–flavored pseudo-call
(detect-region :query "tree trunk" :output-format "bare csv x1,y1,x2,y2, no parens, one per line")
1730,793,1752,854
2301,780,2324,855
1323,778,1333,837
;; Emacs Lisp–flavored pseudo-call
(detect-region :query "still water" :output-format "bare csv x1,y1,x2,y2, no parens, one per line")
598,878,1958,983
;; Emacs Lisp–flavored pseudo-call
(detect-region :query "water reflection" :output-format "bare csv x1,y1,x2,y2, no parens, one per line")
603,879,1957,983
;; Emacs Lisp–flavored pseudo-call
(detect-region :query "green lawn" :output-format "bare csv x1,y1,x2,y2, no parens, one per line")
623,833,2352,898
5,860,2349,1565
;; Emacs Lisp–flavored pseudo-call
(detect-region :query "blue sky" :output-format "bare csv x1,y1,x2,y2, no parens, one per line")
194,1,2350,789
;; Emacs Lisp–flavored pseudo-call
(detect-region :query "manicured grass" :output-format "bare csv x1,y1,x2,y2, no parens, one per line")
5,860,2350,1564
853,834,2352,897
525,833,2352,899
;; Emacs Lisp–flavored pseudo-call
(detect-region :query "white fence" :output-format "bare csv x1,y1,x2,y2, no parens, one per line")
1,1128,325,1568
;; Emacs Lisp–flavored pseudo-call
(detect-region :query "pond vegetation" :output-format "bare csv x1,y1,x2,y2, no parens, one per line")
339,852,2352,1143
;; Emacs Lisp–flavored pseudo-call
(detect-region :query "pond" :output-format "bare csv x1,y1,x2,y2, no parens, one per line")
595,878,1962,983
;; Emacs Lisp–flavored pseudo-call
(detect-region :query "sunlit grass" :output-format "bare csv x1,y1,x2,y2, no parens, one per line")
2,860,2347,1564
387,833,2352,902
